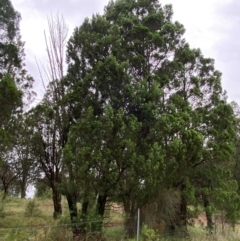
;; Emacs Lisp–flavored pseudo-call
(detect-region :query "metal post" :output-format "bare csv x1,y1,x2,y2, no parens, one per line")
214,213,216,235
137,208,140,241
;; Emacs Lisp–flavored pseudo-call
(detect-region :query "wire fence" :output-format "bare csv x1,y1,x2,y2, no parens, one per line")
1,200,240,241
0,220,127,241
1,215,240,241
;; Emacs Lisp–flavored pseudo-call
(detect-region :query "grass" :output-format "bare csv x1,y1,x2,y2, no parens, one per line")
0,196,240,241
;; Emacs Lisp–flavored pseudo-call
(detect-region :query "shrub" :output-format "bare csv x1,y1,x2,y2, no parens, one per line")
24,199,42,217
141,225,161,241
128,225,162,241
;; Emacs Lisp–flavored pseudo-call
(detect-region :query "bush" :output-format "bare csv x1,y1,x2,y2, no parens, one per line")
128,225,162,241
141,225,161,241
24,200,42,217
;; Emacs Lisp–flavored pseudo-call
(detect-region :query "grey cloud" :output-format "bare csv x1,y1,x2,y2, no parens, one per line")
12,0,109,101
214,0,240,61
213,0,240,103
12,0,240,104
217,0,240,19
23,0,109,26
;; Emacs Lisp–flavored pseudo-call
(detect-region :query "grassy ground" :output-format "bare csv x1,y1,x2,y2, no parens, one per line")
0,196,240,241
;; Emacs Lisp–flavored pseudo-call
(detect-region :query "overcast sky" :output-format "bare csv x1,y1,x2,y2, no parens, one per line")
11,0,240,104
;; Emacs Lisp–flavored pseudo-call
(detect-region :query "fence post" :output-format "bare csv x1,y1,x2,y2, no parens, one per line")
137,208,140,241
214,213,217,234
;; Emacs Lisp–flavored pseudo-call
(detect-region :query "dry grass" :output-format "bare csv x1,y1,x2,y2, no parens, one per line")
0,196,240,241
187,226,240,241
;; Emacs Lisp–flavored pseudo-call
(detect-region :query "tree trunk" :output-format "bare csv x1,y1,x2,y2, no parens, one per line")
52,185,62,219
167,193,188,237
66,192,83,239
79,198,89,233
81,200,89,219
94,193,107,232
80,189,90,220
2,181,9,200
67,193,78,222
123,198,138,238
20,164,28,199
20,188,26,199
20,181,26,199
2,187,8,200
203,195,214,231
97,194,107,217
179,194,188,236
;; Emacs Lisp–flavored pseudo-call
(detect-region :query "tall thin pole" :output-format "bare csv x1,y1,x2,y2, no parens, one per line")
214,213,217,234
137,208,140,241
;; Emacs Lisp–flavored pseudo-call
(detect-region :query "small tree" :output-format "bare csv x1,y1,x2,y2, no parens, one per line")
29,12,69,219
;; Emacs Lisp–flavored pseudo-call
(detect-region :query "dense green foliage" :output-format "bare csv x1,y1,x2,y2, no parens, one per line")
61,0,238,236
0,0,21,77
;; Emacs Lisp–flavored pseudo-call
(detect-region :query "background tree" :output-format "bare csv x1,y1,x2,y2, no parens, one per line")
0,0,34,104
0,0,21,78
0,75,22,151
29,12,69,218
14,115,39,198
232,101,240,193
0,0,34,200
0,114,38,199
28,99,64,218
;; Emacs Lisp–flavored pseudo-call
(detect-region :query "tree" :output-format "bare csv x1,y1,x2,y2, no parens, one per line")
0,74,22,200
232,101,240,193
0,0,34,200
14,115,39,198
28,12,69,218
28,100,65,218
0,74,22,148
0,0,21,78
0,0,34,104
63,0,236,237
0,113,39,199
